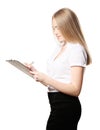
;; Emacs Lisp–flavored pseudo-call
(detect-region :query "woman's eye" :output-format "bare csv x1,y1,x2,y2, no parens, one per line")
52,26,59,31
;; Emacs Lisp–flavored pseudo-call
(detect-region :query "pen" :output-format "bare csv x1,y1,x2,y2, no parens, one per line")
30,61,34,65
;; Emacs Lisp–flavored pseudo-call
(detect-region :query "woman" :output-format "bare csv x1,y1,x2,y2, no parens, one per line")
27,8,92,130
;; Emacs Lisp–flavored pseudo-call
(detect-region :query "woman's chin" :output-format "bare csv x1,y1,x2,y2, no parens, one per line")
59,41,66,46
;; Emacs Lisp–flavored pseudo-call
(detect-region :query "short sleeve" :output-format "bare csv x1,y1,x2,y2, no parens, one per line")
69,45,87,67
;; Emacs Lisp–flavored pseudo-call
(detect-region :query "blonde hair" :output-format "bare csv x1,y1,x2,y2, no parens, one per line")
52,8,92,65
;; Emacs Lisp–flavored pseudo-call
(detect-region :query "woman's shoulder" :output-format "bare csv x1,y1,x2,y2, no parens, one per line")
67,43,87,66
67,42,84,50
67,42,86,53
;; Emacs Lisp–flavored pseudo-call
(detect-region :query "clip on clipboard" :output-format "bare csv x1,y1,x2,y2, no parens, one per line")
6,59,33,78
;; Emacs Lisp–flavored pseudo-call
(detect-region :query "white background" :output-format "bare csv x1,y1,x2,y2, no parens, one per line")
0,0,100,130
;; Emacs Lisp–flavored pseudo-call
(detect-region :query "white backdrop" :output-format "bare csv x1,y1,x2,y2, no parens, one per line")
0,0,100,130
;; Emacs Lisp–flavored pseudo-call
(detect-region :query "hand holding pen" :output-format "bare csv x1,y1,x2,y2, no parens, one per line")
24,61,37,71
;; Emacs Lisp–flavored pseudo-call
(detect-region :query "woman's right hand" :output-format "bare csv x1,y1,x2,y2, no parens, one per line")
24,62,37,72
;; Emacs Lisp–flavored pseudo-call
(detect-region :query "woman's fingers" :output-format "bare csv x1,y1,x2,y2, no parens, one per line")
30,71,39,81
24,63,31,68
24,62,36,71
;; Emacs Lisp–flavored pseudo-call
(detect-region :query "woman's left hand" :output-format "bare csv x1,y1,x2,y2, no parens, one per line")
30,70,47,82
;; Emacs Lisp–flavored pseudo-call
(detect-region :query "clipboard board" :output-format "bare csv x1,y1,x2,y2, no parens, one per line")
6,59,33,78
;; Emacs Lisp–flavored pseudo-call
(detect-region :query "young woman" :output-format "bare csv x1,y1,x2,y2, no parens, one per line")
26,8,92,130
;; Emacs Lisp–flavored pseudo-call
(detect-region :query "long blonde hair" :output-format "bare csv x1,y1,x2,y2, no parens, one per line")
52,8,92,65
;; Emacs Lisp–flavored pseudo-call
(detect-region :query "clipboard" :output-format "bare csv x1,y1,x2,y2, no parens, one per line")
6,59,33,78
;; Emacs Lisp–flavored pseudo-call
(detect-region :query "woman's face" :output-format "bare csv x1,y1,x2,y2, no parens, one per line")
52,18,65,43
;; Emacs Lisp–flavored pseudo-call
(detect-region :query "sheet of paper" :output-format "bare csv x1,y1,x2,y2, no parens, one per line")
6,59,33,78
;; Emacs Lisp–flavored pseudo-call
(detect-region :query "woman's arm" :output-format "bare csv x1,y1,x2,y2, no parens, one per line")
31,66,85,97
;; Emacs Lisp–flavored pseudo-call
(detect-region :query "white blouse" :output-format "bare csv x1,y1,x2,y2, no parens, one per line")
47,43,87,92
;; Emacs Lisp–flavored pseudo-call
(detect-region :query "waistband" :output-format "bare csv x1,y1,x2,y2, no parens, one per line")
48,92,79,105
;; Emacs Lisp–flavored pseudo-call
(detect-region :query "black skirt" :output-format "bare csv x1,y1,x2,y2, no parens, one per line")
46,92,81,130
